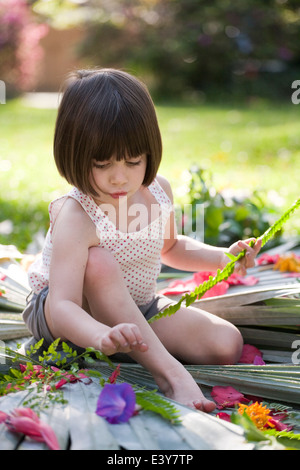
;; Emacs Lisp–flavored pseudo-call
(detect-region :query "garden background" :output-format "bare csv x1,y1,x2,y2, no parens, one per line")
0,0,300,253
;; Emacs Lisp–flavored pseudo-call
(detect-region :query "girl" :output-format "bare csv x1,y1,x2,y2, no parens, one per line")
23,69,261,412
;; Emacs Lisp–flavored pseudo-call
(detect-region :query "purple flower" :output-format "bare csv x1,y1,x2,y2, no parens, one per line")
95,383,136,424
253,355,266,365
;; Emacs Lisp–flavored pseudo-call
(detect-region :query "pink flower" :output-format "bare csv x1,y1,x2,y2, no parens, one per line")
257,253,280,265
211,386,249,409
159,270,258,298
216,412,231,422
3,408,60,450
238,344,265,364
268,417,292,432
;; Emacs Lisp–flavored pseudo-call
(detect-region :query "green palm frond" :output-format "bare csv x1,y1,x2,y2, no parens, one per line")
113,362,300,408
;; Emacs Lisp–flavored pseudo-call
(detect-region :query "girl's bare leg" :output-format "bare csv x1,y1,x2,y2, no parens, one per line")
83,247,216,412
150,305,243,366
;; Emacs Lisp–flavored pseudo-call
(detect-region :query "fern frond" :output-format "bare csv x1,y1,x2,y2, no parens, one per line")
259,197,300,248
149,197,300,323
134,388,181,424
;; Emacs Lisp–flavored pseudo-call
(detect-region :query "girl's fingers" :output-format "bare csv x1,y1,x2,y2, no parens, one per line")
232,238,262,274
109,324,148,353
100,336,121,355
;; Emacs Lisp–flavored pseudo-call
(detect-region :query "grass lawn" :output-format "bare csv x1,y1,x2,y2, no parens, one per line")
0,96,300,250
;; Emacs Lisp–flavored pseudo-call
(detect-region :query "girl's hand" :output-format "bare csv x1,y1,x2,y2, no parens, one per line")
99,323,148,356
225,237,262,276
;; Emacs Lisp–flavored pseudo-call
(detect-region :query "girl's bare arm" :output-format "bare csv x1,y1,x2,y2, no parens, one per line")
46,198,146,354
158,175,261,273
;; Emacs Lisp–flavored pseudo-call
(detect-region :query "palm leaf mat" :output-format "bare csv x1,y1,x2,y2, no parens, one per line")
1,240,300,449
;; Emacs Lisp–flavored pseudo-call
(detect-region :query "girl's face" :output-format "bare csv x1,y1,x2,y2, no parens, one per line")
90,154,147,205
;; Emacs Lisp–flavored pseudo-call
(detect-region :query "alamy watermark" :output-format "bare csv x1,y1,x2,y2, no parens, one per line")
291,80,300,104
0,340,6,364
291,339,300,364
0,80,6,104
95,201,205,248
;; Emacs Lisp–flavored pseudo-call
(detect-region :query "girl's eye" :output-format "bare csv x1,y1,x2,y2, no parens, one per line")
127,160,142,166
93,162,110,169
93,159,142,169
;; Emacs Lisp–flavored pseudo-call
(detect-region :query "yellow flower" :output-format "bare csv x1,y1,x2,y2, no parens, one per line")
238,402,275,431
273,253,300,272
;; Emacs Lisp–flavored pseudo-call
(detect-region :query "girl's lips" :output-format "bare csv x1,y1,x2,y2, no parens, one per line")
110,192,128,199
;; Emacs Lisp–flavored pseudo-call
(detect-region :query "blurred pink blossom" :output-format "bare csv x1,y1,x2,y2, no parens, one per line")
0,0,48,91
0,407,60,450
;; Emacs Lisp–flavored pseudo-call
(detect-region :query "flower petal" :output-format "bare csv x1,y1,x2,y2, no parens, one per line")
211,386,248,409
0,411,8,423
267,417,292,432
108,364,121,384
216,412,231,422
12,407,40,422
6,416,42,438
238,344,263,364
5,408,60,450
39,421,61,450
253,355,266,365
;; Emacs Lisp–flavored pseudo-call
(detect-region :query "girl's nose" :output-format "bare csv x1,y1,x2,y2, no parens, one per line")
110,166,127,185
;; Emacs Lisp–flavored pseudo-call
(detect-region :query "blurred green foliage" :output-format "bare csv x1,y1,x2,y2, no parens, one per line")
1,96,299,252
178,166,281,247
0,198,49,252
72,0,300,100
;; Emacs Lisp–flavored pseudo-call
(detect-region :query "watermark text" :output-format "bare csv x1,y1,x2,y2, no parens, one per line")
0,80,6,104
291,80,300,104
291,339,300,364
0,340,6,364
95,201,204,248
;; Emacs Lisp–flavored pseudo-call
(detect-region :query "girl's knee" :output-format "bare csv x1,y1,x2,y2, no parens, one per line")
84,247,119,283
216,326,243,365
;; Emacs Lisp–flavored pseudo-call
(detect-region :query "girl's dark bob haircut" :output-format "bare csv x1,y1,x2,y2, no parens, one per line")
53,68,162,196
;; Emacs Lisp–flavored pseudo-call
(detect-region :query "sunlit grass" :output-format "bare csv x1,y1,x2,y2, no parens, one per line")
0,96,299,250
156,101,300,207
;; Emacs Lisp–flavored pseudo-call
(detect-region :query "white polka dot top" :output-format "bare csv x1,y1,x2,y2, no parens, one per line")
28,178,172,306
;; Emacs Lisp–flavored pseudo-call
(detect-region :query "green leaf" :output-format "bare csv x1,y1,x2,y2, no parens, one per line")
264,429,300,450
224,252,238,262
135,388,181,424
10,368,22,378
230,411,285,449
230,411,269,442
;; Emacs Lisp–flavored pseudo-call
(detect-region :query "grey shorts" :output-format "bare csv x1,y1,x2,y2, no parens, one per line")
22,286,175,351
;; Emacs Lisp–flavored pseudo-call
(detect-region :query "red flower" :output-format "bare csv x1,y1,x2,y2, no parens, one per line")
108,364,121,384
54,371,91,389
211,386,249,409
17,363,91,391
216,412,231,422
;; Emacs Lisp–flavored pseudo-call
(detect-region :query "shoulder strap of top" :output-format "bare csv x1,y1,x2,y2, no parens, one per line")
148,177,172,207
48,187,106,232
67,187,106,226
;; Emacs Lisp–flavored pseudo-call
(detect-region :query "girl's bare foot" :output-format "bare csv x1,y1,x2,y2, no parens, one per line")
153,366,216,413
